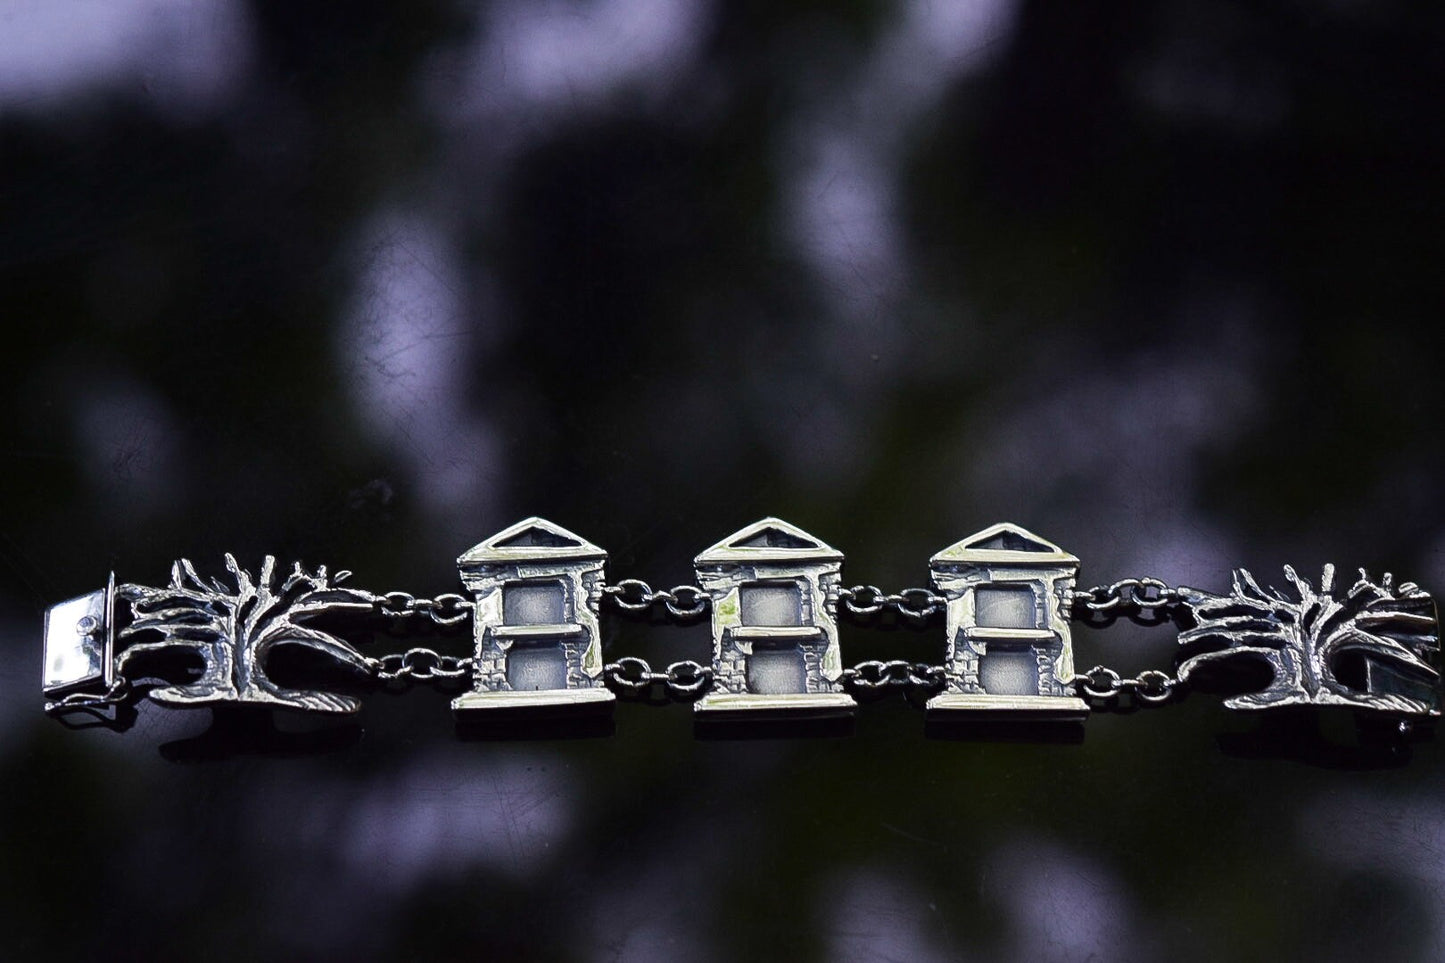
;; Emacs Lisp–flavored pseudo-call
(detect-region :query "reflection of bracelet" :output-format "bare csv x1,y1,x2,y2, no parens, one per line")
41,517,1441,736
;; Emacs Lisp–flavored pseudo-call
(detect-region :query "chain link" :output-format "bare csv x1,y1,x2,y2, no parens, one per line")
602,657,714,698
1064,576,1183,706
369,590,474,627
369,648,473,683
841,660,947,691
1068,578,1182,619
1068,665,1178,706
601,580,711,620
837,586,947,622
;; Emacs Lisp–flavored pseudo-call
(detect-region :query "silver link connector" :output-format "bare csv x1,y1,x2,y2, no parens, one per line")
837,586,947,621
840,660,947,692
369,648,473,684
368,589,475,628
601,657,713,698
1068,665,1178,707
601,581,712,620
1068,578,1183,619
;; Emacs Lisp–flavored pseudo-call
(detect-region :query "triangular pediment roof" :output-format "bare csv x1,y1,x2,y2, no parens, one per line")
930,522,1077,567
694,517,843,565
458,517,606,565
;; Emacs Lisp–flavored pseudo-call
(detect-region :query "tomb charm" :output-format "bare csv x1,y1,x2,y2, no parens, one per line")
692,518,855,720
452,517,613,715
925,523,1088,721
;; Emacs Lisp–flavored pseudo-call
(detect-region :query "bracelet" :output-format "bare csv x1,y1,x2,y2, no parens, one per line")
41,517,1441,737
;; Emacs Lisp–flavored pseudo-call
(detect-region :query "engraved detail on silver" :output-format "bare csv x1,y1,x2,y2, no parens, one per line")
117,556,376,714
451,518,615,715
1177,565,1441,716
925,523,1089,721
693,518,856,719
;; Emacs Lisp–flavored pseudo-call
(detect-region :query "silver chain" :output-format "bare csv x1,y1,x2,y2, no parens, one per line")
368,648,473,682
1068,578,1182,617
836,586,947,622
1067,665,1177,706
602,657,713,697
841,660,947,691
368,590,474,627
601,580,711,619
1062,578,1185,707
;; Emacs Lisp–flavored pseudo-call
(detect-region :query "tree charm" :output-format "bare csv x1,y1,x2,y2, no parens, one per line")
1177,565,1440,715
117,555,376,713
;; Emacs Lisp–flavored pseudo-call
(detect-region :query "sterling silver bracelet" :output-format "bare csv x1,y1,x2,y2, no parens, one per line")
40,517,1441,738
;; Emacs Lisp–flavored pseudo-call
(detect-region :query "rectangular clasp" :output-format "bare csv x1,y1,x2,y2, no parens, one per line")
42,574,116,698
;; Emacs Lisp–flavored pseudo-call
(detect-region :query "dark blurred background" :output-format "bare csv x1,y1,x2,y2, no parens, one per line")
4,1,1445,960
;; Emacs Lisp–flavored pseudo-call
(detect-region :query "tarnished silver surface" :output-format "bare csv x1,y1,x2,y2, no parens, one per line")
451,517,614,715
117,556,376,713
693,518,855,718
1178,564,1440,715
925,523,1088,721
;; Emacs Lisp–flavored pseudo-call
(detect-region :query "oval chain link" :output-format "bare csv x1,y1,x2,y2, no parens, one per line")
1069,665,1178,706
837,586,947,622
370,648,473,683
1065,576,1184,707
601,581,711,620
370,590,475,627
841,659,947,692
1068,577,1181,617
601,657,714,698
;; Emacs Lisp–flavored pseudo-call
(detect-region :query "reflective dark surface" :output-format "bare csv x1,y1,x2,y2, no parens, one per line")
4,2,1445,960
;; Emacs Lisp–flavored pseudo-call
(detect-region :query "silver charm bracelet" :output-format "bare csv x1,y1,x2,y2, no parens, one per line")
40,517,1441,738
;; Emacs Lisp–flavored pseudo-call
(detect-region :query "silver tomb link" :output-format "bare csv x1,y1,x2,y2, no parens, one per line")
41,517,1442,727
692,518,855,720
